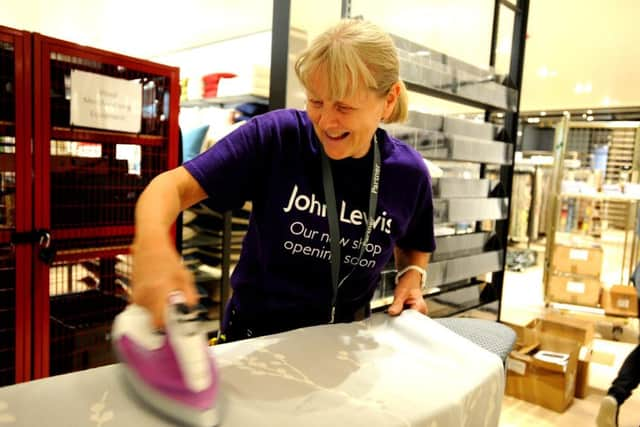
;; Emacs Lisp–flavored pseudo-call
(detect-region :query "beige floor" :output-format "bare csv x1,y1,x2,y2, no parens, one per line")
499,235,640,426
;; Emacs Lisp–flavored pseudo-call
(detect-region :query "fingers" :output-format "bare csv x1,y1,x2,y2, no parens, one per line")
387,289,428,316
132,264,197,330
180,269,199,307
387,288,409,316
387,299,404,316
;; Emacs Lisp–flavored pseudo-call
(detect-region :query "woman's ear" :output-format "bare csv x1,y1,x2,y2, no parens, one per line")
383,82,401,117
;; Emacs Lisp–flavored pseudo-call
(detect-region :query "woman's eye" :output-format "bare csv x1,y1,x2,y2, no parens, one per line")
309,100,322,108
337,105,353,113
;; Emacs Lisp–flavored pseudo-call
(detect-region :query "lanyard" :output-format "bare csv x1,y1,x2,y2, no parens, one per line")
320,133,381,323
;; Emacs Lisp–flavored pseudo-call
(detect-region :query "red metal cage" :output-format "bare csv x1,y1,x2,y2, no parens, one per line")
29,34,180,380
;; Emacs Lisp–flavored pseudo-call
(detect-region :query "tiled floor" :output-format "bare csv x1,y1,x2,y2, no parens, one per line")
499,236,640,426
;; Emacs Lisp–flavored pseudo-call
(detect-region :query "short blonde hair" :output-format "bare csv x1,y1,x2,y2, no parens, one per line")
294,19,408,123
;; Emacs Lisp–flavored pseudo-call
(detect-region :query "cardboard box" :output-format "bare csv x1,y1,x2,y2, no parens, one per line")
601,285,639,317
505,328,580,412
552,244,603,277
534,314,595,346
548,273,601,307
529,315,594,398
575,347,592,398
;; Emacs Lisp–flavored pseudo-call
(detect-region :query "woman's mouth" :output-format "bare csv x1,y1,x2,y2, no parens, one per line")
325,131,350,141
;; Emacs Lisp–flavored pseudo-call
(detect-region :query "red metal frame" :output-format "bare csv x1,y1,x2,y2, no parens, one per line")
32,34,179,379
0,25,32,384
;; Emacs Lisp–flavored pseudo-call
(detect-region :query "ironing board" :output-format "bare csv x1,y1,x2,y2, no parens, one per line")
0,310,504,427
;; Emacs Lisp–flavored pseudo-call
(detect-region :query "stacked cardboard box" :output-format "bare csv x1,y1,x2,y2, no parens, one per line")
548,244,603,307
601,285,639,317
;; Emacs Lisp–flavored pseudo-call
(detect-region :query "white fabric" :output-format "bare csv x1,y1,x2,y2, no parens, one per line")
214,310,503,426
0,311,503,427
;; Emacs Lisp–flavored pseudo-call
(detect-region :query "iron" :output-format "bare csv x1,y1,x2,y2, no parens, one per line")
112,291,219,426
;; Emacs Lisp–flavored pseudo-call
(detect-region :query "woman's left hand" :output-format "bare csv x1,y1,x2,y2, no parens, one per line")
387,269,428,316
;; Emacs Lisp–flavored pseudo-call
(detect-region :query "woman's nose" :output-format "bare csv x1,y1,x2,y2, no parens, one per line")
317,107,338,129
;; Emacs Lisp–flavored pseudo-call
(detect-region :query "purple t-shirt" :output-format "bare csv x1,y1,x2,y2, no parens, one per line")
184,109,435,335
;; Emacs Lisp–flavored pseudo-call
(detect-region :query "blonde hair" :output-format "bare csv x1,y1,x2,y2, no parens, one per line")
294,19,408,123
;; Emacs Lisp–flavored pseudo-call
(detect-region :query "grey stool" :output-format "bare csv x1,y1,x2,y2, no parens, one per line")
435,317,516,363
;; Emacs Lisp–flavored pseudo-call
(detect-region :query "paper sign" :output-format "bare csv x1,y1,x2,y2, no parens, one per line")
566,281,586,294
569,249,589,261
506,357,526,375
70,69,142,133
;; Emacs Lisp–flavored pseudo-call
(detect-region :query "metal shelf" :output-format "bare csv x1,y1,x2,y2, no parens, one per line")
404,81,515,113
180,94,268,109
52,226,135,240
51,127,166,146
432,178,498,199
426,250,504,288
418,134,513,165
434,198,509,224
431,232,492,262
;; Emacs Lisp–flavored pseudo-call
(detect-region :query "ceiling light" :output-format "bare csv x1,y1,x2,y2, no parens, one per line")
587,116,594,122
496,112,504,118
517,131,523,137
537,67,557,78
412,50,430,57
574,82,593,94
540,111,547,116
587,109,593,114
563,111,570,116
582,113,587,119
527,117,541,123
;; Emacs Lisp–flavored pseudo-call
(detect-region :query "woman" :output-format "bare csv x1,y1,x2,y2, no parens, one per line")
131,19,435,341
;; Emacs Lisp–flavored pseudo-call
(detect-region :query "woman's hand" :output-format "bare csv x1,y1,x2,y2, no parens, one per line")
130,238,199,328
387,268,428,316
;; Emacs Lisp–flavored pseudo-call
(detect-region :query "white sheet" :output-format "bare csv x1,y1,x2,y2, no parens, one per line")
0,310,503,427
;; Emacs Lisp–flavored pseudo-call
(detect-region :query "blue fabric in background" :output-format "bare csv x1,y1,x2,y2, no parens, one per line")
182,125,210,162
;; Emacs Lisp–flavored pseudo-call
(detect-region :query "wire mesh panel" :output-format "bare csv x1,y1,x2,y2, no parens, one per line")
32,35,179,379
49,141,166,230
48,252,129,375
0,40,15,130
0,26,32,385
0,245,15,385
567,126,637,229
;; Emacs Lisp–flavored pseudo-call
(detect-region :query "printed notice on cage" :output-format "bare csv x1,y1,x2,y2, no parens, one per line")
70,70,142,133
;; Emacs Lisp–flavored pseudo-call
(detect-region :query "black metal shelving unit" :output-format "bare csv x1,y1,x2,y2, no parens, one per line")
339,0,530,320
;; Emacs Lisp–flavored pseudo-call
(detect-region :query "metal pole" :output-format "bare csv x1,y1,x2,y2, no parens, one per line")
269,0,291,111
493,0,529,321
543,115,570,297
341,0,351,18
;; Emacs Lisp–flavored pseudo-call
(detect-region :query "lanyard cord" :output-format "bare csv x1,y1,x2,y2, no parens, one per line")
320,134,381,323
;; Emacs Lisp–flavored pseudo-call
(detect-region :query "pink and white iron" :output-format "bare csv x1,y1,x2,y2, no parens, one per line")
112,291,219,427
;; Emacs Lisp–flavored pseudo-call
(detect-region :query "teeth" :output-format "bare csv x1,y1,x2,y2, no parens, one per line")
327,132,348,139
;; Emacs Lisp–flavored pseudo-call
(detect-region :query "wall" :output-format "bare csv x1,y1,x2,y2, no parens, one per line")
3,0,639,112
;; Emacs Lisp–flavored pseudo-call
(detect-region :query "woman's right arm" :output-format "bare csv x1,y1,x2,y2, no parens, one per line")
130,166,208,327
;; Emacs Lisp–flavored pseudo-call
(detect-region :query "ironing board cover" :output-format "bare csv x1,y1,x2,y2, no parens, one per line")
0,310,504,426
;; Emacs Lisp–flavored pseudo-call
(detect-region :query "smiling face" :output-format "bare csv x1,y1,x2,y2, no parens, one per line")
306,68,399,160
